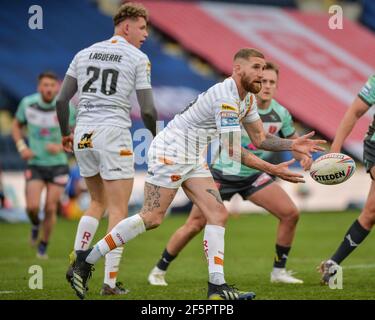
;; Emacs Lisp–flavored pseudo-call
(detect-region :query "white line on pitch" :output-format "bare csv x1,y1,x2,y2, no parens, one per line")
343,264,375,270
0,291,16,294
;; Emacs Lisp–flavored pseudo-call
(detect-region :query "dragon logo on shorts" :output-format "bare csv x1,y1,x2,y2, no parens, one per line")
78,132,94,149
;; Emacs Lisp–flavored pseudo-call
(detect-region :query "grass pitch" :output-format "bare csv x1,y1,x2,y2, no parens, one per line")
1,211,375,300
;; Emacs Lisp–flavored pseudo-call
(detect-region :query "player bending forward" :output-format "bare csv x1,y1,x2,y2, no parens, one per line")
70,48,325,300
148,61,312,286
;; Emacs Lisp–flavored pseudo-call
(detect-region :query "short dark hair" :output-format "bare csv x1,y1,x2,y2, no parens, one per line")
113,2,148,26
265,61,279,77
233,48,264,61
38,71,58,82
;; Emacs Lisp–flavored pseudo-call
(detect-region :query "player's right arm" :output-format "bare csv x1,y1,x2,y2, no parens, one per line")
12,98,34,161
330,97,368,153
332,75,375,153
331,99,372,154
221,131,304,183
56,74,78,152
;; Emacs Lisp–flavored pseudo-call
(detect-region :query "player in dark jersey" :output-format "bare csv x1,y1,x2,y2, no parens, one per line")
12,71,75,259
320,75,375,284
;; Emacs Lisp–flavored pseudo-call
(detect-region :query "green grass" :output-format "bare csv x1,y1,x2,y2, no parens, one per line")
1,211,375,300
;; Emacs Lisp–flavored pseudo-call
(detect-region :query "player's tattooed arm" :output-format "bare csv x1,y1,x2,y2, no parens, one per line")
206,189,223,205
136,89,158,136
56,75,78,136
243,120,325,156
259,133,293,151
220,131,305,183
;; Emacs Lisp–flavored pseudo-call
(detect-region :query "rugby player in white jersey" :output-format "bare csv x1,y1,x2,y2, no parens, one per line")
70,48,325,300
56,3,157,296
147,62,311,287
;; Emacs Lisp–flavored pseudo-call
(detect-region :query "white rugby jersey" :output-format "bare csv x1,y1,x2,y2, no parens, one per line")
66,35,151,128
151,77,260,164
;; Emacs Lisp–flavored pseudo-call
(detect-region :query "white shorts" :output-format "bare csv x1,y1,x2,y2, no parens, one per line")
74,126,134,180
146,156,212,189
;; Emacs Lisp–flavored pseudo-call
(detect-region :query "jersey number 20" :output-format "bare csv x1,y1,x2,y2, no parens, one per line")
82,66,119,96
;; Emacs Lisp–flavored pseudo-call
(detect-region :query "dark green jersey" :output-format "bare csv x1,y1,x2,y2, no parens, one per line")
15,93,76,166
213,99,295,176
359,75,375,140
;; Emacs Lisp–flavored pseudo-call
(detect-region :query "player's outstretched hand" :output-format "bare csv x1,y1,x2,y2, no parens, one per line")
62,134,74,153
291,131,326,158
271,159,305,183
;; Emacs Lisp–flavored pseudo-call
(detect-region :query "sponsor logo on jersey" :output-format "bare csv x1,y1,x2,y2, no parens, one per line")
39,128,51,137
77,131,94,149
221,103,237,112
220,111,239,127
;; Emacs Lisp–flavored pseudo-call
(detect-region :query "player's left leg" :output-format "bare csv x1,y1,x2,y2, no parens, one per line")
148,204,207,286
182,177,255,300
100,178,133,296
25,175,45,247
319,167,375,284
38,182,65,259
246,181,302,284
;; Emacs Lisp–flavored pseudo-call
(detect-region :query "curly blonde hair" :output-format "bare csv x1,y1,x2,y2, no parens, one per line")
113,2,148,26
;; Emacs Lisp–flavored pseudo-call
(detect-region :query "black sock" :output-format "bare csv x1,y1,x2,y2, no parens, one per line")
38,241,48,254
156,249,176,271
28,212,40,227
273,244,291,268
331,219,370,264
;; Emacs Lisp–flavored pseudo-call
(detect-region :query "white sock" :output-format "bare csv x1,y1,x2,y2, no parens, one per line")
204,224,226,285
86,214,145,264
104,247,124,288
74,216,99,251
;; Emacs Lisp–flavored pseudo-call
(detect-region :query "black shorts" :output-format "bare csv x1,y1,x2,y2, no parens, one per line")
211,167,275,201
364,139,375,179
25,165,70,187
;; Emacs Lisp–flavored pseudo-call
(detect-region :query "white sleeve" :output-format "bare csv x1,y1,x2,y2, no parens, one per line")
214,99,241,134
66,53,79,79
242,96,260,123
135,55,152,90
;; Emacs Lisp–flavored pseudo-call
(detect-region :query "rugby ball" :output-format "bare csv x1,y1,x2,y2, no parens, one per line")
310,153,356,185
